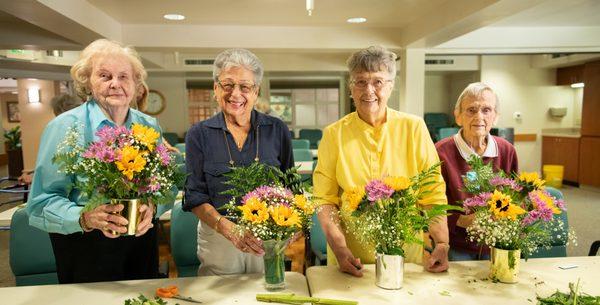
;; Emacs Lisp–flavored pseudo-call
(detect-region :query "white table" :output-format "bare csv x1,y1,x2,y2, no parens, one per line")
307,256,600,305
310,149,318,158
0,272,309,305
0,205,21,229
295,161,314,175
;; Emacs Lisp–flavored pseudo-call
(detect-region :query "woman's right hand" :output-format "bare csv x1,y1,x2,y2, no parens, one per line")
333,246,363,277
81,204,129,238
219,218,265,256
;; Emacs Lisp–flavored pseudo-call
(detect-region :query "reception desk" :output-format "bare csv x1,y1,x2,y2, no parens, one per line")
307,256,600,305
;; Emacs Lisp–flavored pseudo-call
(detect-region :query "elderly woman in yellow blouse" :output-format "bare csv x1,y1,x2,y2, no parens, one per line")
313,46,450,277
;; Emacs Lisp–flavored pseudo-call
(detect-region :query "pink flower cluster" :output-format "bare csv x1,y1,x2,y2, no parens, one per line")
155,144,172,166
242,185,293,206
365,179,394,202
463,192,492,213
521,190,566,226
489,177,523,192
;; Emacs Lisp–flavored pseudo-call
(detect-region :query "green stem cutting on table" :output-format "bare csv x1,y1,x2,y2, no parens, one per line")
256,293,358,305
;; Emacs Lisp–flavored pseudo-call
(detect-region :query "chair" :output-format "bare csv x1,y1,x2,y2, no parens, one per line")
292,139,310,150
528,187,569,258
437,127,459,141
0,177,30,205
491,127,515,144
589,241,600,256
170,202,200,277
175,143,186,154
309,214,327,265
9,208,59,286
424,113,449,142
293,149,313,162
298,129,323,149
163,132,179,146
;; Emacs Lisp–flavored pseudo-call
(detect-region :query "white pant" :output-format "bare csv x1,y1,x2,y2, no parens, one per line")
196,220,264,276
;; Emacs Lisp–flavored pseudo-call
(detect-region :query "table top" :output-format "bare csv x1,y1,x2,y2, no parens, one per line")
0,205,21,229
295,161,313,175
307,256,600,305
1,272,309,305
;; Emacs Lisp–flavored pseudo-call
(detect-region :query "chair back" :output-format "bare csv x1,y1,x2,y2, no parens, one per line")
298,129,323,149
292,139,310,150
528,187,568,258
293,149,313,162
163,132,179,146
438,127,459,141
9,208,58,286
175,143,186,154
170,202,200,277
309,214,327,265
424,112,449,141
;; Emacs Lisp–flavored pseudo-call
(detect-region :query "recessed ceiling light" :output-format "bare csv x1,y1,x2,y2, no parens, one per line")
347,17,367,24
164,14,185,21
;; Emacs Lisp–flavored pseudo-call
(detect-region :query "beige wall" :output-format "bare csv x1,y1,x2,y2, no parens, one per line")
146,75,189,137
480,55,574,173
424,74,451,114
17,79,59,171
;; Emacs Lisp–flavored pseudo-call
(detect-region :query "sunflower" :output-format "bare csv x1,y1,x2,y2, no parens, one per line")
488,190,526,220
270,205,301,228
293,194,313,214
518,172,544,189
239,197,269,224
132,123,160,151
383,176,411,191
115,146,146,180
342,186,365,212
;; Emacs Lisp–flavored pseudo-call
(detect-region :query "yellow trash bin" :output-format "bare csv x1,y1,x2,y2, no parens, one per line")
543,165,564,188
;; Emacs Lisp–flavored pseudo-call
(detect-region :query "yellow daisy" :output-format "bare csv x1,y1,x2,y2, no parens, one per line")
115,146,146,180
239,197,269,224
383,176,411,191
488,190,526,220
270,205,301,228
518,172,545,189
342,186,365,212
132,123,160,151
293,194,314,214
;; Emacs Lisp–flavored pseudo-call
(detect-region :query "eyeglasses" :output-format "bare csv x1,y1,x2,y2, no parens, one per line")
217,81,256,94
461,106,496,117
351,78,393,90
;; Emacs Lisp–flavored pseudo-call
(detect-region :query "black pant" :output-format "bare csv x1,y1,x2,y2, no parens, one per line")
49,220,159,284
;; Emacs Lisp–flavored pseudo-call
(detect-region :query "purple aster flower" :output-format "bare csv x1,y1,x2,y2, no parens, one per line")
242,185,293,206
463,192,492,213
490,177,523,192
155,144,171,166
365,179,394,202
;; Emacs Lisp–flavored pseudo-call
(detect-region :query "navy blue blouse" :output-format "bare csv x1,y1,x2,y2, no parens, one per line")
183,110,294,212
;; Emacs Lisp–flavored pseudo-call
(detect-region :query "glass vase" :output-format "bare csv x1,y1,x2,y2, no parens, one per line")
110,198,141,236
262,239,287,290
375,253,404,289
489,247,521,283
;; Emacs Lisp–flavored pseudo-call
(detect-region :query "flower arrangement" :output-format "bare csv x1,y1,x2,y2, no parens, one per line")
341,163,458,256
53,123,185,211
462,156,576,258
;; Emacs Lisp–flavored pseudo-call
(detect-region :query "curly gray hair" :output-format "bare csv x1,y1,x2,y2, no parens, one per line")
213,48,263,85
454,82,500,113
347,46,397,80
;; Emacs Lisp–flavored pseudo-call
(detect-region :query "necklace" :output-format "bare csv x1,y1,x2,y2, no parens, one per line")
222,125,260,166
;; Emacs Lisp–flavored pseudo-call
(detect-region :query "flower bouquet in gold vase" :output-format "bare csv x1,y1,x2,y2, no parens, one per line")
341,163,458,289
53,123,185,235
222,162,313,290
462,157,576,283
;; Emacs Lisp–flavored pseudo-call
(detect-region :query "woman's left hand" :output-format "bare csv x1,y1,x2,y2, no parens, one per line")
425,243,449,273
135,202,155,237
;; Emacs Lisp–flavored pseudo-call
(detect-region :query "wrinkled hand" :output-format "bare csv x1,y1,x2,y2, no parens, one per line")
333,246,363,277
221,219,264,256
135,203,155,237
456,214,475,228
425,243,449,273
82,204,128,238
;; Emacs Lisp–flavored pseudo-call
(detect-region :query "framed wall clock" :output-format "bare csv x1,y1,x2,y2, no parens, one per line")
144,89,166,115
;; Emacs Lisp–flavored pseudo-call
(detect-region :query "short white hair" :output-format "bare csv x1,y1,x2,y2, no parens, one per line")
347,46,397,81
454,82,499,113
213,48,263,85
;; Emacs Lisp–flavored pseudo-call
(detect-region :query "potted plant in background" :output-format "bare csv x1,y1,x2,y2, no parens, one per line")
4,126,23,178
341,164,458,290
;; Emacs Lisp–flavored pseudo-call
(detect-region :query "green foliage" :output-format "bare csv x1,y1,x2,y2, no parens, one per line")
463,155,497,194
221,162,306,199
124,294,169,305
3,126,21,150
537,280,600,305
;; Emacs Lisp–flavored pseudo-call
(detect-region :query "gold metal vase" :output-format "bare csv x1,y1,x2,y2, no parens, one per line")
110,199,142,236
489,247,521,283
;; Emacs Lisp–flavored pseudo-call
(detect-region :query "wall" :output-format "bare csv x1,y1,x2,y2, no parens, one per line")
424,73,451,114
146,74,189,137
479,55,574,173
17,79,58,171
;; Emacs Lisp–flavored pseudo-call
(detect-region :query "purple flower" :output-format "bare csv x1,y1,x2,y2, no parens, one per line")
365,179,394,202
82,142,117,162
463,192,492,213
490,177,523,192
155,144,172,166
242,185,293,206
95,125,130,144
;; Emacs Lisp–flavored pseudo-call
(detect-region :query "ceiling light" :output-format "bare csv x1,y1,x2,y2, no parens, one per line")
347,17,367,24
163,14,185,21
306,0,314,16
570,82,584,88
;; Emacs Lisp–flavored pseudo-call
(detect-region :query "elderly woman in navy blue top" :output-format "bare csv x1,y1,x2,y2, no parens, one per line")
184,48,294,276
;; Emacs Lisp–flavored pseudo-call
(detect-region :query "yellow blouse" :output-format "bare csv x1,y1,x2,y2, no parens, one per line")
313,109,447,265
